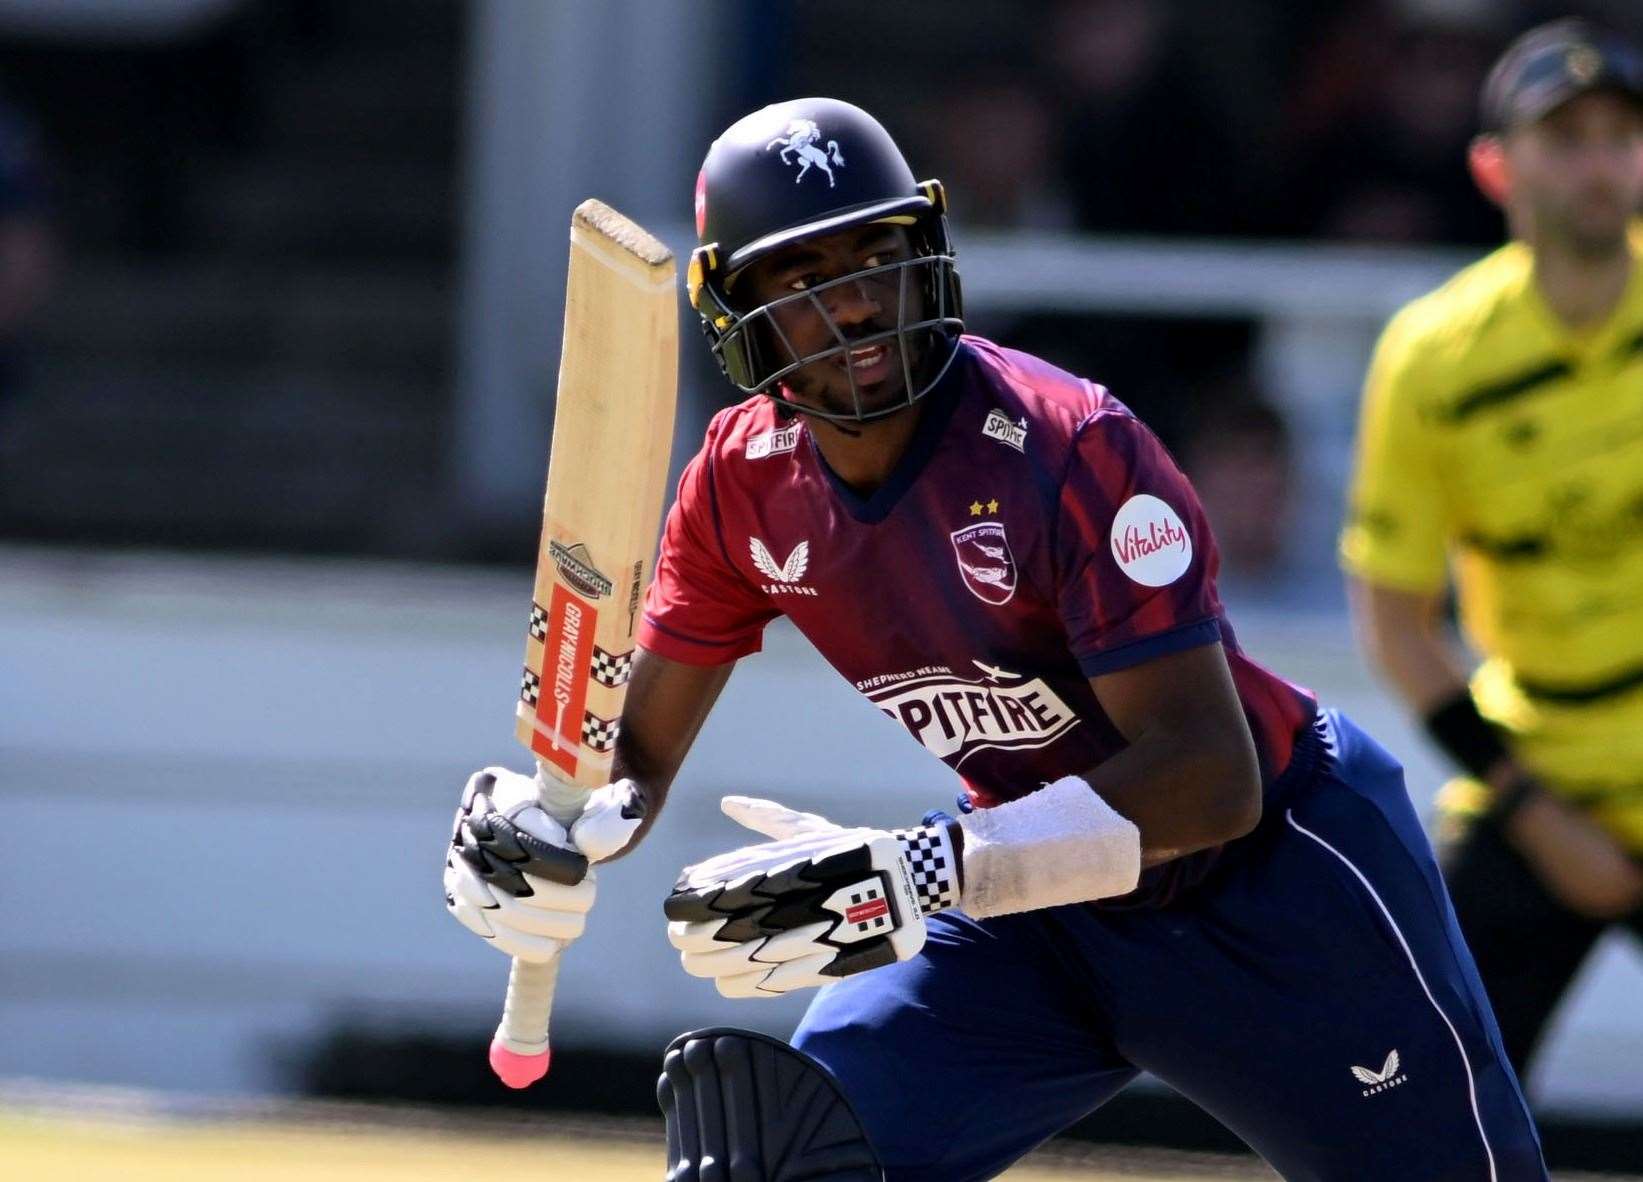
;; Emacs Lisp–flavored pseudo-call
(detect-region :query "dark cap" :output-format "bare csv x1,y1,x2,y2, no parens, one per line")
1481,18,1643,132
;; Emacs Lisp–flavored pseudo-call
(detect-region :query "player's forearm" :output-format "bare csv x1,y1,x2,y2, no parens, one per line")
595,648,735,860
1348,578,1471,713
1078,717,1262,862
603,738,679,859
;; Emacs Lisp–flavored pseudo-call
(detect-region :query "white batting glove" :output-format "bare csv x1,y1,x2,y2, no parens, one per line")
443,767,644,963
663,796,960,999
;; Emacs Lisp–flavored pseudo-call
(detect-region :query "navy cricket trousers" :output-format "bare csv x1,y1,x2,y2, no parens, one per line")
793,711,1546,1181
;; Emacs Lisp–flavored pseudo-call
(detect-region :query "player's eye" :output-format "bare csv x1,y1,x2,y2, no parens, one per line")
862,242,905,268
787,272,826,292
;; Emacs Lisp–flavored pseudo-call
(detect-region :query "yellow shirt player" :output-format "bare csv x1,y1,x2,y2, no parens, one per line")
1344,17,1643,1084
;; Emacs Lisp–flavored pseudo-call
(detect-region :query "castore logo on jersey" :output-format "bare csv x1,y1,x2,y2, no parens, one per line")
750,537,818,596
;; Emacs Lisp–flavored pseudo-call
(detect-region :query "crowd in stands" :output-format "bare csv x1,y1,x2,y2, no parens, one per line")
910,0,1639,246
858,0,1640,578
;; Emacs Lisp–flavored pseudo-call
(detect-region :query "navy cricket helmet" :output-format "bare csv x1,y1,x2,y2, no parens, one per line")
687,97,964,422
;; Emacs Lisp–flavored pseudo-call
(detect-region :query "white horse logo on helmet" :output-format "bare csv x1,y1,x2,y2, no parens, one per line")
766,120,845,187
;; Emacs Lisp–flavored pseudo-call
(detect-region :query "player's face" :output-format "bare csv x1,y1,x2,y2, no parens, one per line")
737,224,927,417
1506,92,1643,257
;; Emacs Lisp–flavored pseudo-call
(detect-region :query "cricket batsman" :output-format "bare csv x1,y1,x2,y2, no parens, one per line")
1344,18,1643,1084
445,96,1546,1180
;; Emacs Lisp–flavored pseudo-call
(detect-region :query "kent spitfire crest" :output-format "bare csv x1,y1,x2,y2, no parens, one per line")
950,520,1018,605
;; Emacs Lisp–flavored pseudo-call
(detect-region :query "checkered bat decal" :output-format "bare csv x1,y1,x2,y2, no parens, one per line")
581,711,620,753
524,602,633,687
518,600,631,751
590,644,633,688
664,842,914,981
517,676,621,753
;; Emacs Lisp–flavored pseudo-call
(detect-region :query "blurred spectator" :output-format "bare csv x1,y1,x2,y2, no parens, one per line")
0,84,52,422
917,71,1072,229
1042,0,1250,237
1177,390,1293,578
0,0,258,254
1284,8,1503,243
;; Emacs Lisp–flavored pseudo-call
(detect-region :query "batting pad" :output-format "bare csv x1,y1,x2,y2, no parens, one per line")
658,1027,884,1181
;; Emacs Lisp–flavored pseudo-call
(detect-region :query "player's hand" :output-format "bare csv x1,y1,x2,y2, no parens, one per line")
663,796,941,998
443,768,644,962
1507,792,1643,920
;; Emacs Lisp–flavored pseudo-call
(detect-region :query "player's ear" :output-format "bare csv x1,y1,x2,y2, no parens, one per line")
1467,135,1510,207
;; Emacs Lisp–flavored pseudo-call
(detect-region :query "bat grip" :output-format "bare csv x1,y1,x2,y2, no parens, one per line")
489,766,593,1088
534,765,595,828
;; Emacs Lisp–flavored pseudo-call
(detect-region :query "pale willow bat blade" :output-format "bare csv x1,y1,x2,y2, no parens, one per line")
490,199,677,1089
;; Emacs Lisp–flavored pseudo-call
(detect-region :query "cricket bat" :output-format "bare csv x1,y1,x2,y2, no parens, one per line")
488,199,677,1089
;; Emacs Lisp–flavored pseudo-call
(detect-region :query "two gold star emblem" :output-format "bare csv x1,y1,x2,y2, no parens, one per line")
968,499,1000,516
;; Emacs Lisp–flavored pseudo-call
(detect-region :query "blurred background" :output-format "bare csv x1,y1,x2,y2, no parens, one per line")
2,0,1640,1174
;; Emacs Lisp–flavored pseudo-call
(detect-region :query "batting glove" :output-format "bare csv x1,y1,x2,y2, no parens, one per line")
444,767,644,962
663,796,960,998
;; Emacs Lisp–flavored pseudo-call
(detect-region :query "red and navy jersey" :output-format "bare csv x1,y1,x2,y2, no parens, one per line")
640,336,1316,903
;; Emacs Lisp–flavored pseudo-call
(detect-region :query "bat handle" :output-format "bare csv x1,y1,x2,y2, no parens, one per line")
488,768,592,1089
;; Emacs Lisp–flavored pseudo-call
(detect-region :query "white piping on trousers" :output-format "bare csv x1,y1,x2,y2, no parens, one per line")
1285,808,1497,1182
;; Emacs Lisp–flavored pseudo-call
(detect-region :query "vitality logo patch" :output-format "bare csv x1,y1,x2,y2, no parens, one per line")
1110,494,1192,587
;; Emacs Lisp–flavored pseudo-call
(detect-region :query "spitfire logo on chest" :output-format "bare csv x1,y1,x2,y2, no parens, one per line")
860,661,1079,766
950,521,1017,605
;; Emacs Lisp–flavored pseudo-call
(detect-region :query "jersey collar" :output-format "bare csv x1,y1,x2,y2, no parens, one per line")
808,340,968,524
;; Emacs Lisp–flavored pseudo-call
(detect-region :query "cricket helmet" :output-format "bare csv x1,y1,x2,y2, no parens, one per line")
688,97,964,422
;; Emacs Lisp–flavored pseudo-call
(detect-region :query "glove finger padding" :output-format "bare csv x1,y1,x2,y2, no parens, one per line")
719,795,838,841
570,779,647,863
676,827,873,895
666,920,727,955
444,766,605,964
713,953,838,999
455,771,588,893
665,831,926,997
678,921,834,977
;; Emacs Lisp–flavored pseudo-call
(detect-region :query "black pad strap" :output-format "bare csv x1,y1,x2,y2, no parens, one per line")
657,1027,884,1181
